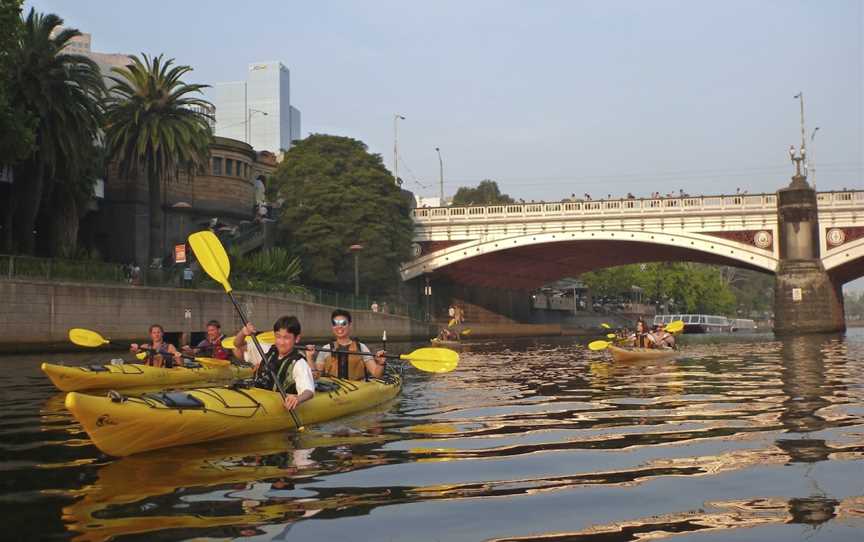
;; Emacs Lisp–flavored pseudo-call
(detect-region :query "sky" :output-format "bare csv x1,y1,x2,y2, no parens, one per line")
25,0,864,290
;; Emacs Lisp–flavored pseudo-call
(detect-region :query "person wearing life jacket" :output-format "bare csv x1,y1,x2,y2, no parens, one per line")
628,319,656,349
182,319,229,360
308,309,386,380
651,324,676,349
130,324,182,368
233,315,315,412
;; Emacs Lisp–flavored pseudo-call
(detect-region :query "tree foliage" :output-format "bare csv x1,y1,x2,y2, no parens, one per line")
5,9,105,254
270,134,414,295
104,54,213,268
0,0,35,165
580,263,744,315
228,247,305,294
845,290,864,322
451,179,515,205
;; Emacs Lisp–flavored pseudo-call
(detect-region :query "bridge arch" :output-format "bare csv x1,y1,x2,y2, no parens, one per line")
402,228,778,289
824,235,864,284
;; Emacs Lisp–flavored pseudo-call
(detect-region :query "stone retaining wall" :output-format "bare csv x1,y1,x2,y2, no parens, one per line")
0,279,434,351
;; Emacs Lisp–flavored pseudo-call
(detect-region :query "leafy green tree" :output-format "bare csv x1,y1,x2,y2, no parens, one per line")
270,134,414,295
0,0,35,166
6,9,104,254
451,179,515,205
104,54,212,269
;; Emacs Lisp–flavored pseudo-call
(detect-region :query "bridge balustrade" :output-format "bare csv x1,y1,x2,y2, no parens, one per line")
412,191,860,223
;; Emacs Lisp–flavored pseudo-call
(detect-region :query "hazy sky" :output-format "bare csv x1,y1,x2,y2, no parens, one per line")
24,1,864,290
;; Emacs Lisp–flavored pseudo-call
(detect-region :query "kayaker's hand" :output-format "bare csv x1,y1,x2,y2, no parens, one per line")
243,323,257,337
181,345,193,353
374,350,386,366
130,343,139,353
283,394,299,410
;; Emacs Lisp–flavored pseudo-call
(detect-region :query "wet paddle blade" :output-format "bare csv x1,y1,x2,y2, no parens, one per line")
462,329,473,336
600,323,611,329
222,331,276,350
69,328,110,348
401,347,459,373
606,333,616,339
666,320,685,334
588,340,611,351
188,231,232,293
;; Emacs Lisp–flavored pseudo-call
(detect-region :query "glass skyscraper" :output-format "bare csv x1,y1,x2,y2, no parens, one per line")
211,61,301,154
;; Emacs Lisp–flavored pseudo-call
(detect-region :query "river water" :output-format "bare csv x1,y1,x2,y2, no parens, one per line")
2,330,863,541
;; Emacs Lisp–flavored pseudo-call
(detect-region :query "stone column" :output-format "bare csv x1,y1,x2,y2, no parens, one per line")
773,173,846,335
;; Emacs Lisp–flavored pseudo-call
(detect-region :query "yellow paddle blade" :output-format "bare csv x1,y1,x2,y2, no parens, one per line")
188,231,232,293
401,347,459,373
69,328,110,348
221,331,276,350
588,340,611,351
666,320,685,334
606,333,616,339
600,323,611,329
448,319,457,327
135,352,147,360
462,329,472,335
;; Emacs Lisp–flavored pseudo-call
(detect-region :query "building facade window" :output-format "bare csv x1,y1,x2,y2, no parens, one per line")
212,157,222,175
226,159,233,176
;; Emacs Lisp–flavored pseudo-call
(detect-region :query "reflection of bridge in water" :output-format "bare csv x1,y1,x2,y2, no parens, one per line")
402,189,864,332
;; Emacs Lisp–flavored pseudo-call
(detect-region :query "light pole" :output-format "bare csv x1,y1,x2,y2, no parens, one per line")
247,108,268,147
349,244,363,297
393,114,405,185
435,146,444,204
424,276,432,321
808,126,820,188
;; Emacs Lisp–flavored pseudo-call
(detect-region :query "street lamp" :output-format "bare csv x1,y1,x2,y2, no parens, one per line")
247,108,268,147
393,114,405,185
349,244,363,297
435,147,444,205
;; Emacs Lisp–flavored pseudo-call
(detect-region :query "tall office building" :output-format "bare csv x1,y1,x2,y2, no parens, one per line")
211,61,302,154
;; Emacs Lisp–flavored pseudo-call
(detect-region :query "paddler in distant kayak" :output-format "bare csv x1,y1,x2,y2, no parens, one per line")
182,319,229,360
130,324,182,367
308,309,387,380
627,319,657,349
233,315,315,411
650,323,676,349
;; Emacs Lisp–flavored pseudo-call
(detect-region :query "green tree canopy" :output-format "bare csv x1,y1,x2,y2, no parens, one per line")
0,0,35,166
270,134,414,295
451,179,515,205
580,262,739,315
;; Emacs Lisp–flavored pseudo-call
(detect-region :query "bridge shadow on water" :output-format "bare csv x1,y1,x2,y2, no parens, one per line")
1,331,863,541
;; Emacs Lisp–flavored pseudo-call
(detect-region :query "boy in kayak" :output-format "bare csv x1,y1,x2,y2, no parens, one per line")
130,324,182,367
308,309,387,380
182,319,229,360
233,315,315,411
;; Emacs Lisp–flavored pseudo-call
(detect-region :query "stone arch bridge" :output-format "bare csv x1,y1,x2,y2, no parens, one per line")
403,190,864,290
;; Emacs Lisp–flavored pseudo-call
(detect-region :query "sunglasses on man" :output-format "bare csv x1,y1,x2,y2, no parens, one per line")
332,319,349,327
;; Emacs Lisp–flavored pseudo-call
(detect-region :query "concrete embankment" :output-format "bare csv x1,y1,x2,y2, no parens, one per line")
0,279,435,352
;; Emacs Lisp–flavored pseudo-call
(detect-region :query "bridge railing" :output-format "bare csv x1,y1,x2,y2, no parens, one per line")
413,193,781,222
816,190,864,207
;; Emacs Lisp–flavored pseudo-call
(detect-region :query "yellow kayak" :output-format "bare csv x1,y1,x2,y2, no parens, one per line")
65,373,402,456
42,359,253,392
608,345,679,362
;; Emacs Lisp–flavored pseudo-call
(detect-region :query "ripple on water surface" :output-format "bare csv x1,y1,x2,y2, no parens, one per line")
1,332,863,541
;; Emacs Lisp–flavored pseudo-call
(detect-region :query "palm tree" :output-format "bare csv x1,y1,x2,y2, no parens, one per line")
6,9,104,254
104,54,212,271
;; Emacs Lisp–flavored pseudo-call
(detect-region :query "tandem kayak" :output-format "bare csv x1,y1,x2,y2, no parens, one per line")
42,359,253,392
608,345,679,362
65,373,402,456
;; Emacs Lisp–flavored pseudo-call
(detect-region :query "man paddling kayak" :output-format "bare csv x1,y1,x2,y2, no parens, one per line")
308,309,387,380
233,315,315,411
182,319,229,360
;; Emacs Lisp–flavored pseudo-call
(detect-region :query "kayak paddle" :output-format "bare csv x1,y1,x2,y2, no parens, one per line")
221,331,276,350
302,345,459,374
188,230,304,431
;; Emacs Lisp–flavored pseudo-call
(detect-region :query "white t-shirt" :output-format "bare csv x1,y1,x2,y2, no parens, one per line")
313,342,372,366
245,342,315,397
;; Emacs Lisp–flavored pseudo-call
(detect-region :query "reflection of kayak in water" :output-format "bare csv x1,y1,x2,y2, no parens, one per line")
59,430,397,541
430,338,463,350
65,373,402,456
41,359,252,392
608,345,679,362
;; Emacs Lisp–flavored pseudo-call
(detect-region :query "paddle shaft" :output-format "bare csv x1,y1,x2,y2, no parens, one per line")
299,344,432,363
228,291,305,430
